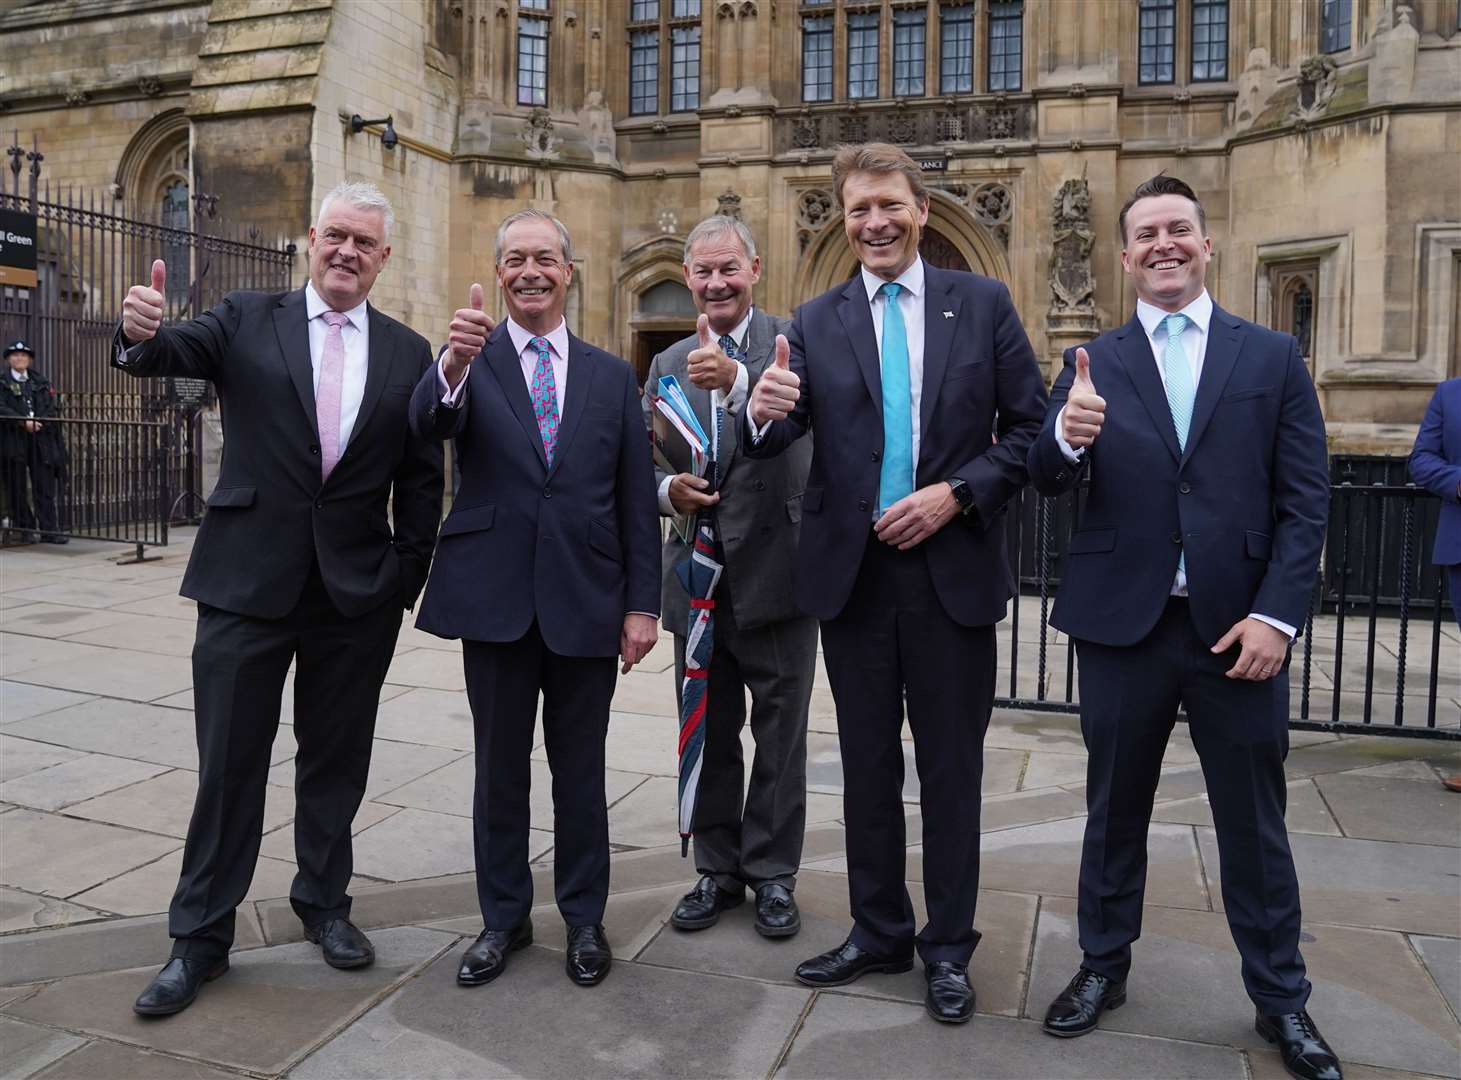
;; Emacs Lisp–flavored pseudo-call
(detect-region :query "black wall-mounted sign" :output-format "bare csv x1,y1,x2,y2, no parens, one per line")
0,209,38,288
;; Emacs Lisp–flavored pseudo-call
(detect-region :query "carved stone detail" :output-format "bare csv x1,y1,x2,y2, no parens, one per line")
838,114,867,143
716,189,742,219
657,207,678,233
1048,175,1097,317
521,107,559,159
64,86,90,106
971,182,1013,248
1294,54,1339,120
137,77,163,98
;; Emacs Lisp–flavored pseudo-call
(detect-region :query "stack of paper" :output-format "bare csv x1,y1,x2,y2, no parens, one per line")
650,375,712,543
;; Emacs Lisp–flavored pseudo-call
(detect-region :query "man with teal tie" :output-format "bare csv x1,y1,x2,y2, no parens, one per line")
746,143,1048,1023
1027,176,1340,1080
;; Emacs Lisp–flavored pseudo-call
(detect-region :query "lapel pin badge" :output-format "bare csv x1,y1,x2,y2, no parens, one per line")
942,310,955,319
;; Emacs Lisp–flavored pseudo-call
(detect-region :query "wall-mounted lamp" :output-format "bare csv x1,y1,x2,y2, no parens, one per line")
348,114,398,150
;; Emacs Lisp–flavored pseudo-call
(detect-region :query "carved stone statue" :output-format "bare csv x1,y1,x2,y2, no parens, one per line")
716,189,742,220
521,107,559,160
1049,176,1096,316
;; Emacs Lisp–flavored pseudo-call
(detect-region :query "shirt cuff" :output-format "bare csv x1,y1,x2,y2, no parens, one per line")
437,350,468,406
657,475,676,516
1053,406,1085,464
1250,613,1297,642
116,339,144,367
721,361,748,415
748,409,773,444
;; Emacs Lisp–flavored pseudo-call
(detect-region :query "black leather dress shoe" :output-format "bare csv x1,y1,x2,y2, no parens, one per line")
1042,968,1127,1038
1256,1010,1344,1080
304,917,375,969
925,961,975,1024
754,883,800,938
795,938,914,987
133,956,229,1016
457,921,533,986
565,924,612,986
670,875,745,931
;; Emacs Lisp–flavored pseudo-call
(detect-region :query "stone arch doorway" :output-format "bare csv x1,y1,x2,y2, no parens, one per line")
794,189,1009,299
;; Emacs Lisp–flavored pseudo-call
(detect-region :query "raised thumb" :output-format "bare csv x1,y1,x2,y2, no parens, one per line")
1074,347,1094,390
469,282,484,311
773,334,790,370
150,259,167,294
697,313,711,348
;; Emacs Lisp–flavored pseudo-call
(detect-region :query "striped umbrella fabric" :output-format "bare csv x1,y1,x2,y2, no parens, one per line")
674,515,723,856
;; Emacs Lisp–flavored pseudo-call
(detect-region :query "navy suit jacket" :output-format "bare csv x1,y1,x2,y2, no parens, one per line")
1409,376,1461,567
409,324,660,657
743,265,1048,626
1027,305,1329,648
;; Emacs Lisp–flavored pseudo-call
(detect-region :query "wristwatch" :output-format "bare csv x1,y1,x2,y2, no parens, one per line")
946,477,975,516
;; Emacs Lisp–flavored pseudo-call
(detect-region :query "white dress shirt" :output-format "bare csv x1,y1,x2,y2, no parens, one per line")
1055,289,1294,638
438,316,569,407
657,307,752,516
304,281,370,459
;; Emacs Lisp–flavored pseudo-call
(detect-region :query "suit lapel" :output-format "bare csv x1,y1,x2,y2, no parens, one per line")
346,305,391,450
548,333,594,479
488,327,549,472
835,278,882,414
918,268,961,452
274,288,317,437
1182,305,1244,467
1113,314,1182,464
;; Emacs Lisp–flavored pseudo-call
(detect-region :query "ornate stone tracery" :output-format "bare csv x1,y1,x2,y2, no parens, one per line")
795,187,839,253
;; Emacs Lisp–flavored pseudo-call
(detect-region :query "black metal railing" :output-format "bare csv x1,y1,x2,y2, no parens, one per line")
0,416,171,559
999,481,1460,740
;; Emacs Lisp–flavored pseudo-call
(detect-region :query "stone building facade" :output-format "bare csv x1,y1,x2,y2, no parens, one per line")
3,0,1459,451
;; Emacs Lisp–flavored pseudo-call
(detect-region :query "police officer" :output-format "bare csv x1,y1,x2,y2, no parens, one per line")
0,340,66,544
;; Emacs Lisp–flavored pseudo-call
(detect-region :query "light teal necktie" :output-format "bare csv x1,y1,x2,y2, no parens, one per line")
1162,312,1193,572
878,282,914,514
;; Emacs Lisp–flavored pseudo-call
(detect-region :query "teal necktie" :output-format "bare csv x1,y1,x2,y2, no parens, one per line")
878,282,914,513
1162,312,1193,572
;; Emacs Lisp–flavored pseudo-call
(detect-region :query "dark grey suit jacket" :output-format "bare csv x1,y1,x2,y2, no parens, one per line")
641,308,812,633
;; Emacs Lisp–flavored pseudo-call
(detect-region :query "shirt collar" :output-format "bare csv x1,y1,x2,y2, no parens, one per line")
9,369,27,382
506,316,570,362
304,280,368,332
862,257,924,306
1137,289,1212,340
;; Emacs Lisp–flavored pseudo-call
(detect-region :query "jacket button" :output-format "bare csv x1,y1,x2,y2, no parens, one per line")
1179,482,1192,494
315,500,325,510
858,498,870,512
753,480,766,491
309,444,320,455
543,488,552,499
871,450,881,462
1056,471,1068,482
1171,532,1182,544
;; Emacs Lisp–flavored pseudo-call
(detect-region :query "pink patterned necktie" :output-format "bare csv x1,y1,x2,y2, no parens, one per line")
528,336,560,465
317,310,349,481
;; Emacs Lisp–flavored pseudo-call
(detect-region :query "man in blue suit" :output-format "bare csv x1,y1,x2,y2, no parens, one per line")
747,143,1048,1024
1027,176,1340,1080
409,209,661,989
1409,376,1461,791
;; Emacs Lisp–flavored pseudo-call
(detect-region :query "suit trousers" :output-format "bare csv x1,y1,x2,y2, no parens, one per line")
170,562,401,961
1074,597,1311,1014
462,624,618,930
4,454,58,535
819,532,995,966
673,585,817,893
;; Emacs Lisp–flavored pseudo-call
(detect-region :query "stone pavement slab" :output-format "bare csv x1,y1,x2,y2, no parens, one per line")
1152,778,1343,836
0,736,83,783
0,603,135,640
0,808,179,898
256,801,401,864
1027,897,1461,1078
2,700,212,770
28,1041,249,1080
1411,935,1461,1020
0,753,172,812
0,578,178,612
383,648,466,691
67,770,293,840
777,994,1245,1079
288,942,810,1080
0,682,93,726
349,807,546,882
1197,828,1461,937
0,888,104,934
60,612,199,658
0,636,112,679
1312,772,1461,845
10,648,193,703
0,912,262,987
1,927,456,1076
269,740,464,800
370,687,475,750
71,853,305,918
0,1014,85,1080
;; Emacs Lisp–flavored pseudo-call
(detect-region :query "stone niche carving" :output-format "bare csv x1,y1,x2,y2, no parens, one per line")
716,189,742,219
582,90,617,165
795,188,839,254
971,182,1013,249
1048,175,1097,318
1294,54,1339,122
522,107,559,159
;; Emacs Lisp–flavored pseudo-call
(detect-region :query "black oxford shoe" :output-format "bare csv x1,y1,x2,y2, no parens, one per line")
1042,968,1127,1038
458,921,533,986
133,956,229,1016
565,924,612,986
754,883,800,938
925,961,975,1024
1256,1010,1344,1080
304,917,375,970
795,938,914,987
670,875,745,931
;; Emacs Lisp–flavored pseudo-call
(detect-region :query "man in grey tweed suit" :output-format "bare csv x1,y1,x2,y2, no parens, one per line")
640,216,817,938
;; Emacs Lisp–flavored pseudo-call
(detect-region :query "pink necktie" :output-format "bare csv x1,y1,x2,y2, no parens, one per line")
317,310,349,481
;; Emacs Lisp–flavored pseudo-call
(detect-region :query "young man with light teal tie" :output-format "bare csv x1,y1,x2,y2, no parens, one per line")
1027,175,1340,1080
745,143,1048,1024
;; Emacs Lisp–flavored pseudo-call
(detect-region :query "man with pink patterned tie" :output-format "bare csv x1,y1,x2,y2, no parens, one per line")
113,181,443,1016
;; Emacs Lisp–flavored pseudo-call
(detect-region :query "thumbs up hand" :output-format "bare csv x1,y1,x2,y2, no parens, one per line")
686,313,736,392
1060,347,1106,449
444,282,495,388
748,334,800,427
122,259,167,343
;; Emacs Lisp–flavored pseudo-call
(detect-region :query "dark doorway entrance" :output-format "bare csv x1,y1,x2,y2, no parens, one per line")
634,329,691,387
920,227,971,272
